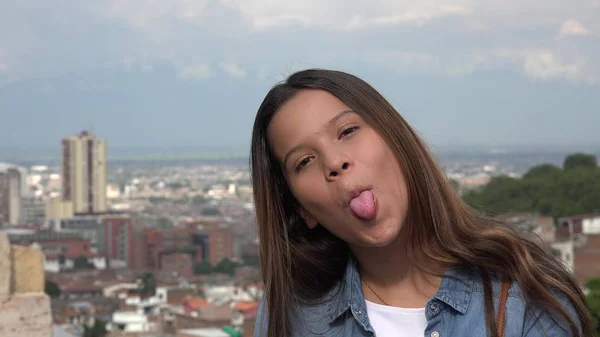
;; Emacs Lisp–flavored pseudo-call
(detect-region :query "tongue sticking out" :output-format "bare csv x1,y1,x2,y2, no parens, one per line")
349,190,376,220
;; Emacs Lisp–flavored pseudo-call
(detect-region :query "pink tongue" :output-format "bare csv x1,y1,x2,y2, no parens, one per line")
349,190,376,220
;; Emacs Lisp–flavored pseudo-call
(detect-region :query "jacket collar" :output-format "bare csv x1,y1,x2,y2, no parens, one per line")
327,255,476,323
327,255,361,322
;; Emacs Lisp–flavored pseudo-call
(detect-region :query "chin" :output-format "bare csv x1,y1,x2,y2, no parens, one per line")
356,226,400,248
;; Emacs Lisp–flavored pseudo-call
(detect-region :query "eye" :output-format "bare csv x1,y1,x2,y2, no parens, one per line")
339,126,358,139
295,156,313,172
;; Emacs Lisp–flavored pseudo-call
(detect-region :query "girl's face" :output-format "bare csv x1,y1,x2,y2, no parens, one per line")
268,89,410,249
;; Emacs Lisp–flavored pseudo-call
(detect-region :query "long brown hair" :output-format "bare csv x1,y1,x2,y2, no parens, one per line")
250,69,594,337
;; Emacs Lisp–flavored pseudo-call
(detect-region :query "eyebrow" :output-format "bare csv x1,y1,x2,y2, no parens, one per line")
282,109,355,169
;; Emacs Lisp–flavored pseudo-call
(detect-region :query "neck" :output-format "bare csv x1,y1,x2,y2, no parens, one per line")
351,236,411,287
349,232,445,306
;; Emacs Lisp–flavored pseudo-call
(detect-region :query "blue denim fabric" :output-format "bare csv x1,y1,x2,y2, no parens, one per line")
254,256,581,337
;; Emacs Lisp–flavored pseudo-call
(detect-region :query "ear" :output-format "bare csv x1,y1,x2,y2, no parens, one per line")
299,208,318,229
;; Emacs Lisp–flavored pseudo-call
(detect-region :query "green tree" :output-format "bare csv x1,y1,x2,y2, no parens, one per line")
149,196,168,204
193,261,214,275
564,153,597,171
464,153,600,218
167,182,184,190
191,196,208,205
522,164,561,180
44,280,61,299
156,217,172,230
83,319,108,337
203,207,220,216
173,198,188,205
242,253,259,267
73,255,94,269
138,272,156,298
449,178,461,192
463,175,533,216
214,258,240,276
585,278,600,335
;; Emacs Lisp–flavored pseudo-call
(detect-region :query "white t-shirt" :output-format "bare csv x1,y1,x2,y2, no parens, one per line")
365,300,427,337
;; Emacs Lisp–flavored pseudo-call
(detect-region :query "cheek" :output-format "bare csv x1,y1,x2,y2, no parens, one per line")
292,180,333,213
361,132,392,162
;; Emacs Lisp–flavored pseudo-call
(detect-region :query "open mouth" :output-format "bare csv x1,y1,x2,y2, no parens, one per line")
348,189,377,221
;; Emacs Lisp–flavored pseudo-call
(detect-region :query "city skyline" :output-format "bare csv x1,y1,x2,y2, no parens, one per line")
0,1,599,151
0,2,599,332
2,138,600,163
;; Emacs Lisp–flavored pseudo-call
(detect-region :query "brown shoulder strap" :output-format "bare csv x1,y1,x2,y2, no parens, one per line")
496,278,511,337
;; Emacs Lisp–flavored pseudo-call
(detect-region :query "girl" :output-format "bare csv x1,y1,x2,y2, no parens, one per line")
250,69,594,336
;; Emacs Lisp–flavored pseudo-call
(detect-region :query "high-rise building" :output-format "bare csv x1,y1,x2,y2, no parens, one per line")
102,215,134,268
184,220,233,265
206,225,233,265
21,197,46,226
0,167,21,225
61,130,107,214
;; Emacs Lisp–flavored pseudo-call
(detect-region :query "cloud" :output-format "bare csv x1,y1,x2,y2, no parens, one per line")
177,63,215,80
558,20,590,37
344,5,473,31
369,46,599,85
255,68,267,81
372,48,522,77
140,63,154,73
220,1,474,30
371,51,443,74
522,50,598,84
120,57,155,73
523,51,577,80
95,0,210,30
0,0,599,86
218,62,247,79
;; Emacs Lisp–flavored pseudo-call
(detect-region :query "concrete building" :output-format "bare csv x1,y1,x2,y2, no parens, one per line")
0,162,28,197
45,196,74,219
144,228,207,275
109,311,150,333
557,214,600,238
573,234,600,285
102,215,142,269
555,214,600,285
47,214,104,253
206,226,233,265
7,231,106,272
0,233,52,337
0,167,21,225
185,220,233,265
0,232,53,337
549,240,575,273
21,197,45,226
495,212,556,245
61,130,107,214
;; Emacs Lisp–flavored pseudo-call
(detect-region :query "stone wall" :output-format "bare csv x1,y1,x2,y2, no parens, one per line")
0,233,53,337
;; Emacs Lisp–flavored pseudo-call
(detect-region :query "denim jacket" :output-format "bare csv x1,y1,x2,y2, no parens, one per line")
254,257,581,337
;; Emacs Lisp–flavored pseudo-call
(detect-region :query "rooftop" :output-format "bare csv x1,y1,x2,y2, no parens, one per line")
178,328,230,337
558,213,600,221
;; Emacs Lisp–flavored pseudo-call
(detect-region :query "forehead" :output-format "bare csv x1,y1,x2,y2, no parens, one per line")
267,89,352,159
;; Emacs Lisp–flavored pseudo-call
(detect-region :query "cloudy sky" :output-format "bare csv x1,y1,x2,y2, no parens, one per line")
1,0,599,155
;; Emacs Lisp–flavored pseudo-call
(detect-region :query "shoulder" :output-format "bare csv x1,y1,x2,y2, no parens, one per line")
253,297,268,337
520,287,582,337
254,259,357,337
463,270,582,337
253,290,344,337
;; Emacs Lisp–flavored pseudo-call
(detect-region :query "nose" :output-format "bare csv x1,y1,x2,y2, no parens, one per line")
325,152,352,180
